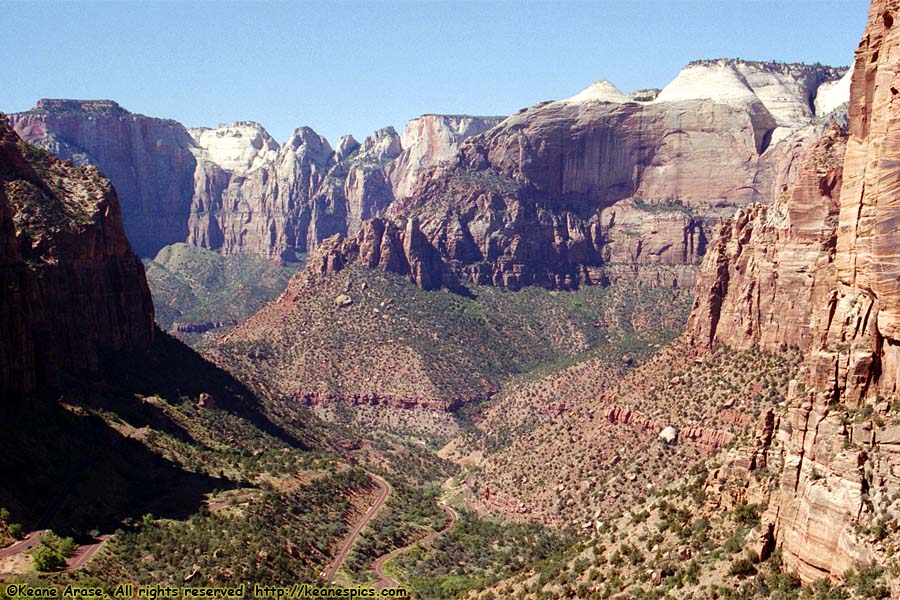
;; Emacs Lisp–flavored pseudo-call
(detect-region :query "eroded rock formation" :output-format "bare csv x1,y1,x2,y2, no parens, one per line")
13,60,848,289
0,116,154,396
10,105,500,260
687,125,846,351
690,1,900,584
311,60,848,290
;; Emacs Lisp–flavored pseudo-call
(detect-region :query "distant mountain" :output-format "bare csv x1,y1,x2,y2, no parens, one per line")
308,60,850,290
10,60,847,292
10,103,502,259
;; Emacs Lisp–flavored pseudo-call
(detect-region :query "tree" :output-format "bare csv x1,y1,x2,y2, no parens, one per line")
32,546,65,572
58,537,77,558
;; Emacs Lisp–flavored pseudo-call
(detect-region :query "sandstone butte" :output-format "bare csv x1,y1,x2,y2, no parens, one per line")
10,105,503,260
0,115,154,397
12,60,847,291
310,59,849,291
691,0,900,583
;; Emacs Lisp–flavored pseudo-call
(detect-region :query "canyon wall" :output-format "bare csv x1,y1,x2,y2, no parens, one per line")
691,1,900,584
687,125,846,352
10,106,500,261
12,60,847,289
313,61,848,290
0,116,154,396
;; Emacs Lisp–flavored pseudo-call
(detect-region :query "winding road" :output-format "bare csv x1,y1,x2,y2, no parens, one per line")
321,472,391,583
0,532,108,578
371,503,458,591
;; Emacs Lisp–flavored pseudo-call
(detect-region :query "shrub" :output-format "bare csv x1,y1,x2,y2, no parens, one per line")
728,557,757,578
32,546,65,572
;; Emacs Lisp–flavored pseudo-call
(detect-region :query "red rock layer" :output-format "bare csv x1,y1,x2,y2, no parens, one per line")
0,116,154,396
306,217,446,290
687,125,846,352
293,391,459,412
690,1,900,584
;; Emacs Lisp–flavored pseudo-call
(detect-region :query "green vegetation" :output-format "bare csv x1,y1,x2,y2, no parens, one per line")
217,265,692,405
344,482,448,582
632,196,694,215
392,513,575,599
0,507,24,544
143,243,301,347
97,469,372,585
31,531,77,572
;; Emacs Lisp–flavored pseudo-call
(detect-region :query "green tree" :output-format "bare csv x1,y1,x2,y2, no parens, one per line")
58,537,77,558
32,546,65,572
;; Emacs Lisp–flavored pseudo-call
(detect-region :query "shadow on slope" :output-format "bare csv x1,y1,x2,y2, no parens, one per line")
0,328,327,539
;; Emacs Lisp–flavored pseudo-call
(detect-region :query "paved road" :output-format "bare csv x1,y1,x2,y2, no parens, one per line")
321,472,391,583
0,532,107,578
0,530,45,559
65,536,109,570
371,503,458,591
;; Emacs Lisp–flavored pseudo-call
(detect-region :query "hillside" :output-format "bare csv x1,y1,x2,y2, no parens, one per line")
210,265,692,411
143,243,301,346
0,119,413,589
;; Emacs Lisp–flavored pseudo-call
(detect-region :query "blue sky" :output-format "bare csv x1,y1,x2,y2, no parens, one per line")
2,1,870,146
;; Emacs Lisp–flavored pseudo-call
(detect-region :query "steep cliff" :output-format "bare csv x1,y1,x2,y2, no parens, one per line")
302,60,847,290
10,100,197,257
388,114,504,199
687,125,846,352
10,106,501,261
686,0,900,586
0,115,154,396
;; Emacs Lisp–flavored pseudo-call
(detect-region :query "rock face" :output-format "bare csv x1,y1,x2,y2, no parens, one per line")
0,116,154,396
689,1,900,584
307,217,445,290
9,106,501,261
9,100,198,257
687,125,846,351
11,61,847,289
389,114,504,199
307,60,848,290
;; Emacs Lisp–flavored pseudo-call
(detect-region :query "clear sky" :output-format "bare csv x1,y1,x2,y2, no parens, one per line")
2,0,870,146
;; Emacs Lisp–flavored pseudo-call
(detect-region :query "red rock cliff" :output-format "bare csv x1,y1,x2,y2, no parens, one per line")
687,126,846,352
0,116,154,396
690,1,900,586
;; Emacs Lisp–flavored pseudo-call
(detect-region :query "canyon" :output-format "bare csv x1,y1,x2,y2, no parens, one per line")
11,59,848,292
8,0,900,594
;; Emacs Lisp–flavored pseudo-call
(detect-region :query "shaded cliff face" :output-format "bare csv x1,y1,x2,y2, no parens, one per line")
0,116,154,396
686,1,900,586
10,106,500,261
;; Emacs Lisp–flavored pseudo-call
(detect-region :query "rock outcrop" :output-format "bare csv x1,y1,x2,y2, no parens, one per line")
10,106,501,261
306,217,446,290
388,114,504,199
687,125,847,351
0,115,154,396
328,60,847,290
10,100,198,257
688,1,900,585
